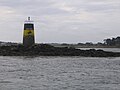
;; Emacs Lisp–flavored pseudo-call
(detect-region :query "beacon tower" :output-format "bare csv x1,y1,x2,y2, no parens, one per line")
23,17,35,47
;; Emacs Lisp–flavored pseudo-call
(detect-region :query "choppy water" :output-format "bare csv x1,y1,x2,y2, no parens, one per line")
0,56,120,90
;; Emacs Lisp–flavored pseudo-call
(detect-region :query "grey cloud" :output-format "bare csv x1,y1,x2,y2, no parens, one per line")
0,0,120,43
56,0,120,13
1,0,119,16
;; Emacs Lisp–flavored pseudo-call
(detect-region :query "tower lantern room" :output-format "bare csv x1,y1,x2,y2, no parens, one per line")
23,17,35,47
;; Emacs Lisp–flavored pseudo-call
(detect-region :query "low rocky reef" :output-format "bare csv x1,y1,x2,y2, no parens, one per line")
0,44,120,57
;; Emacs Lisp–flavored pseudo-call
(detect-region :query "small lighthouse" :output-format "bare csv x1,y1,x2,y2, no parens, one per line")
23,17,35,47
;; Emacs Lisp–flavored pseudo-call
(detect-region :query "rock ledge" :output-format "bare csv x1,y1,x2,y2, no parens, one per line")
0,44,120,57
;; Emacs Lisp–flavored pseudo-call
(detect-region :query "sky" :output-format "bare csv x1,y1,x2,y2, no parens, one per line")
0,0,120,43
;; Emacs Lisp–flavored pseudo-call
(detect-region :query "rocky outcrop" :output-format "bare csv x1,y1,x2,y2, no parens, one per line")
0,44,120,57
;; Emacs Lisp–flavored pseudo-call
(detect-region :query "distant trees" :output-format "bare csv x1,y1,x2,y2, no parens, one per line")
104,36,120,46
77,36,120,47
51,36,120,48
85,42,94,46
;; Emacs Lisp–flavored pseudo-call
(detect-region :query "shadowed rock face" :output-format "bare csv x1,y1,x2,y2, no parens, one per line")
0,44,120,57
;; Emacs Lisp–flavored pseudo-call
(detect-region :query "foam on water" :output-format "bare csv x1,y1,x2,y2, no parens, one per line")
0,56,120,90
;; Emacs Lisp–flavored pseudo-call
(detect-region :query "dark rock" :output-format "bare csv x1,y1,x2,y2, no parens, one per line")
0,44,120,57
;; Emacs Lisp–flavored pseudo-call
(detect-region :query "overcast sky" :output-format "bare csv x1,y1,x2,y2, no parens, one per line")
0,0,120,43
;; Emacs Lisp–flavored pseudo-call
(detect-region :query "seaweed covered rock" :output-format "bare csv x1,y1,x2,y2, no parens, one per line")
0,44,120,57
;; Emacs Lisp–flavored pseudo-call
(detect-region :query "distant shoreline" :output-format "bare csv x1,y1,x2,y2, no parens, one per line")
51,44,120,48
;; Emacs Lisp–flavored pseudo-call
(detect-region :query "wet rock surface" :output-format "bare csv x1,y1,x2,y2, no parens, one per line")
0,44,120,57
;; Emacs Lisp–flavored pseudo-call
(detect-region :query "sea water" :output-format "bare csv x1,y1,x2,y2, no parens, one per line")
78,48,120,52
0,56,120,90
